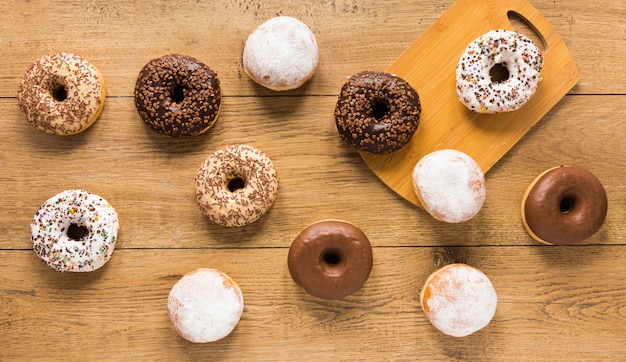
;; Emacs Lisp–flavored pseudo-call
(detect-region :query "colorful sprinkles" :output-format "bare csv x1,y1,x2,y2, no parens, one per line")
31,189,119,272
456,30,543,114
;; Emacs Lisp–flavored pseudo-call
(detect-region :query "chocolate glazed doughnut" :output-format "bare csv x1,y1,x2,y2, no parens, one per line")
134,54,221,137
335,71,421,154
521,166,608,245
288,220,373,300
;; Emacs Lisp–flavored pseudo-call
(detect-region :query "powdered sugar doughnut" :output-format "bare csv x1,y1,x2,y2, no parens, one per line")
195,144,279,227
31,189,119,272
456,29,543,113
243,16,318,91
412,149,486,223
168,268,244,343
420,263,497,337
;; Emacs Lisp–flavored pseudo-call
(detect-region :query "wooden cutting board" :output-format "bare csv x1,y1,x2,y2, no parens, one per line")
359,0,579,207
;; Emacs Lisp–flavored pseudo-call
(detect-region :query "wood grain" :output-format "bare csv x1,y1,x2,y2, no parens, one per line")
0,0,625,360
0,96,623,250
0,0,624,97
2,247,626,360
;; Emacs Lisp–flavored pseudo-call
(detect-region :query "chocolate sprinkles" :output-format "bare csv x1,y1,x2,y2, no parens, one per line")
334,71,421,154
134,54,221,137
17,53,105,136
195,145,279,227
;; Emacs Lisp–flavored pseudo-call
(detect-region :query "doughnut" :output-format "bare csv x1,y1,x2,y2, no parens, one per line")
521,166,608,245
168,268,244,343
134,54,221,137
243,16,319,91
288,220,373,300
335,71,421,154
195,144,279,227
412,149,486,223
420,263,497,337
456,29,543,114
31,189,119,272
17,52,106,135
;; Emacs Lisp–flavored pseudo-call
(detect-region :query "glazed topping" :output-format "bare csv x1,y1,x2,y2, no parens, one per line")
335,71,421,154
168,268,244,343
421,264,497,337
456,29,543,113
195,144,279,227
288,220,373,300
31,189,119,272
412,149,486,223
17,52,105,135
524,166,608,245
243,16,319,91
134,54,221,137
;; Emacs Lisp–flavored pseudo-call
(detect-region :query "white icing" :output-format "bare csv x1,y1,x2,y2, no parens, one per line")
422,264,497,337
243,16,319,91
168,268,244,343
412,149,486,223
31,189,119,272
456,29,543,113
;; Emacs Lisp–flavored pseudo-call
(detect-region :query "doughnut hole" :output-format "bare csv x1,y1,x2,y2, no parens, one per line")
490,63,510,83
50,81,68,102
67,223,89,240
320,248,346,276
171,84,185,103
227,176,246,192
370,99,390,120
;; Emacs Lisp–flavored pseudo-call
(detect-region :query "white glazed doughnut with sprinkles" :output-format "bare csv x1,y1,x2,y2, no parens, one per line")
456,29,543,114
195,144,279,227
31,189,119,272
18,52,106,135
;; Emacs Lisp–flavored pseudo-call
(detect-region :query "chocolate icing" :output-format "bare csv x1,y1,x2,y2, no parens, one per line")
134,54,220,137
524,166,608,245
288,220,373,300
334,71,421,154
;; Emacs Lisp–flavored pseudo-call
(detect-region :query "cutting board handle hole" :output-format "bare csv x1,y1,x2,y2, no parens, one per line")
507,11,547,51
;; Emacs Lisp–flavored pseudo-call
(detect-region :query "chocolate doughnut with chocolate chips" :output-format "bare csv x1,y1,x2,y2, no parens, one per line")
288,220,373,300
134,54,221,137
334,71,421,154
521,166,608,245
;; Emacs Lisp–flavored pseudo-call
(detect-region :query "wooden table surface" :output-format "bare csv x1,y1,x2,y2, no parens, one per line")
1,0,624,360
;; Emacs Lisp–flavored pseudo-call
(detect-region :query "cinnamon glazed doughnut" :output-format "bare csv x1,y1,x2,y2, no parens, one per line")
456,29,543,114
521,166,608,245
134,54,221,137
17,52,106,135
335,71,421,154
31,189,119,272
243,16,319,91
420,263,498,337
195,144,279,227
288,220,373,300
168,268,244,343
